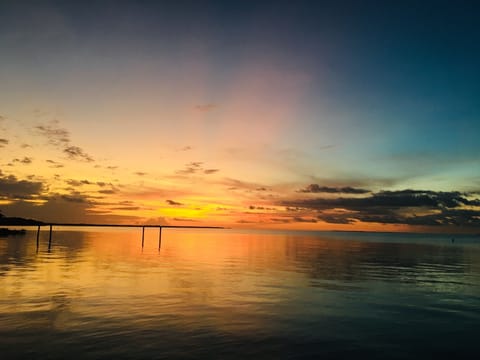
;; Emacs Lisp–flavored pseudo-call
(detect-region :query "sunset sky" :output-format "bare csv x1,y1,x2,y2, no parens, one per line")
1,0,479,232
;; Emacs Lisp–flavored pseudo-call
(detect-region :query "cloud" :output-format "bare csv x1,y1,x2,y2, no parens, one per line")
35,122,70,146
135,171,147,176
0,139,8,147
36,121,94,162
174,162,220,177
282,189,480,227
249,205,275,211
175,162,203,175
96,182,112,187
0,173,44,199
222,178,269,192
293,217,318,223
285,206,303,212
194,104,216,112
237,219,257,224
270,218,292,223
61,193,88,203
315,214,354,224
64,146,94,162
12,157,33,164
142,217,169,226
110,206,141,211
98,189,118,195
173,217,199,222
46,159,64,168
298,184,370,194
166,199,183,206
65,179,92,187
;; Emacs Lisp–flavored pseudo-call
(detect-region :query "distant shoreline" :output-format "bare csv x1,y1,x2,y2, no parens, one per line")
0,215,478,237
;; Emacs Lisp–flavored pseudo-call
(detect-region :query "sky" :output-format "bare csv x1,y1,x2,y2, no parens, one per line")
1,0,479,233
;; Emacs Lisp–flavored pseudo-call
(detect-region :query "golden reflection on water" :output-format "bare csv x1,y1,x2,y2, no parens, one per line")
1,229,312,335
0,229,479,358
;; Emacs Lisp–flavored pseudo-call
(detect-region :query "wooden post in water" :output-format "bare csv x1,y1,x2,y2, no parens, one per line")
48,225,53,250
141,226,145,247
158,227,162,249
36,225,40,249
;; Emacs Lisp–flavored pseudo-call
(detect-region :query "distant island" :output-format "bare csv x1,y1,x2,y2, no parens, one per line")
0,212,44,226
0,212,44,236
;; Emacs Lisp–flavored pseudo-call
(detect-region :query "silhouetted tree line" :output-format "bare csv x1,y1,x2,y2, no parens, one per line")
0,210,44,225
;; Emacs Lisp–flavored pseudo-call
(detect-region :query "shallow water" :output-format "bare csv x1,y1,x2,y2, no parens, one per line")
1,229,479,359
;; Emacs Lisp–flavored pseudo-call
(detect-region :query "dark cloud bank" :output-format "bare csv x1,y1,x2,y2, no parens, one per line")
283,187,480,228
0,171,44,199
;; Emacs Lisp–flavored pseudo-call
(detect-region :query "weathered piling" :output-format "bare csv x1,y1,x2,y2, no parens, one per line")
48,225,52,250
158,227,162,249
36,225,40,249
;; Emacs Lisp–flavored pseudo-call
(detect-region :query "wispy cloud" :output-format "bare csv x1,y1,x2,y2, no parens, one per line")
110,206,141,211
36,120,94,162
175,162,203,175
35,122,70,146
61,193,89,203
173,217,199,222
194,104,216,112
298,184,370,194
174,162,220,177
222,178,270,193
98,189,118,195
0,138,8,147
237,219,257,224
293,216,318,223
166,199,183,206
270,218,291,223
65,179,92,187
13,157,33,164
46,159,64,168
64,146,94,162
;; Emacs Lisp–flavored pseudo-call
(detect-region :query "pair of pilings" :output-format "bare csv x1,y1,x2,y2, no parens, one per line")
141,226,163,249
35,224,53,250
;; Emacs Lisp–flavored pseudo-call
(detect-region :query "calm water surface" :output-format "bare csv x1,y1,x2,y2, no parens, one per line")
0,229,479,359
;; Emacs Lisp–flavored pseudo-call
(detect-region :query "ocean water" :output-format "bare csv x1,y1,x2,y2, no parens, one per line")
0,228,479,359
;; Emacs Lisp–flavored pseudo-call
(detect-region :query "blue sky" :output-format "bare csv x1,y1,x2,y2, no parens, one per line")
1,0,479,231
